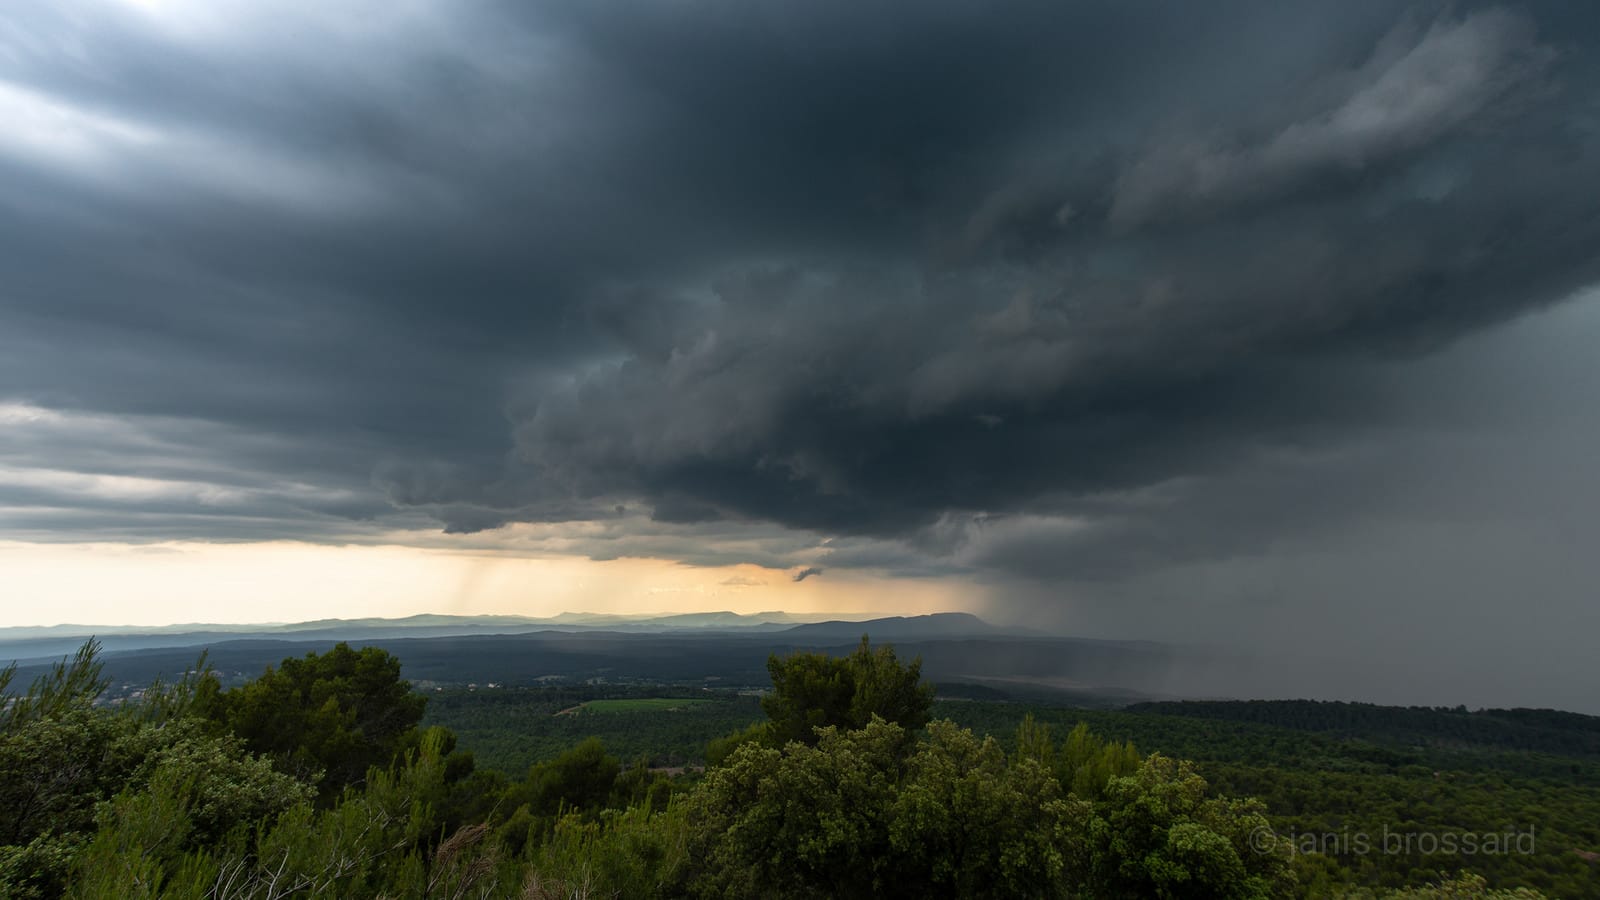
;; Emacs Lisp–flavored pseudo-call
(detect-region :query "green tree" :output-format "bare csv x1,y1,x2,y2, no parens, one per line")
687,718,1080,899
528,800,692,899
687,717,907,898
760,636,934,747
1057,721,1140,800
0,642,309,900
199,643,427,799
0,641,106,732
1,643,161,897
1074,753,1296,899
1013,713,1057,768
1347,871,1549,899
0,704,126,899
889,720,1074,898
519,737,621,815
704,721,767,767
66,733,311,899
68,729,494,900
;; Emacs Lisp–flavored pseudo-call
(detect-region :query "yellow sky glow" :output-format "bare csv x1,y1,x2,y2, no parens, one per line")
0,540,974,627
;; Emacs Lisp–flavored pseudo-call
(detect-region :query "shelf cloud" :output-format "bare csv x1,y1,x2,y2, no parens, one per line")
4,0,1600,704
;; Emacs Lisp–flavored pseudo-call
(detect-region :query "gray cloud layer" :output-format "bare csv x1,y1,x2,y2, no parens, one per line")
4,1,1600,705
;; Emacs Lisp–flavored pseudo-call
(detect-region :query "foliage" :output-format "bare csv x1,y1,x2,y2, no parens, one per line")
4,639,1581,899
198,642,428,799
687,718,909,898
423,685,763,773
936,701,1600,898
684,717,1286,899
1073,753,1295,899
514,737,622,815
1339,871,1550,898
1058,719,1142,799
705,720,767,768
760,636,934,747
0,643,310,899
67,729,453,899
0,640,121,892
1128,700,1600,760
888,720,1075,898
527,800,692,898
0,641,106,732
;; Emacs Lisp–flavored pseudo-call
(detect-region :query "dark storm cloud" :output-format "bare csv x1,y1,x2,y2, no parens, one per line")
3,0,1599,589
503,2,1600,554
791,567,824,583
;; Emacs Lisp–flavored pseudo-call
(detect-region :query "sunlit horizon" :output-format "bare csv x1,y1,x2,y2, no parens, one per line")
0,538,974,629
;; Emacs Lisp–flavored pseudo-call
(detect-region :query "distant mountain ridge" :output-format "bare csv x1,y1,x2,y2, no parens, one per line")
0,610,831,638
0,610,995,664
780,612,998,641
8,619,1181,710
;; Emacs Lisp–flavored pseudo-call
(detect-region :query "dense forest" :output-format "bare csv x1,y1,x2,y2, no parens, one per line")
2,638,1590,898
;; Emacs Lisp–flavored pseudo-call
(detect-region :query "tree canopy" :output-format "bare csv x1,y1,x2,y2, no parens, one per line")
760,636,935,746
2,639,1571,899
197,642,426,799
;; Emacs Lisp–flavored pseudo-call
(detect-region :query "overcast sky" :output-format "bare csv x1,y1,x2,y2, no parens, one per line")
3,0,1597,710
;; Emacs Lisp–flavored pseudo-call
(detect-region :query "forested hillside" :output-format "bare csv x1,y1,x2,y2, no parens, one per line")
1126,700,1600,758
3,639,1591,898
